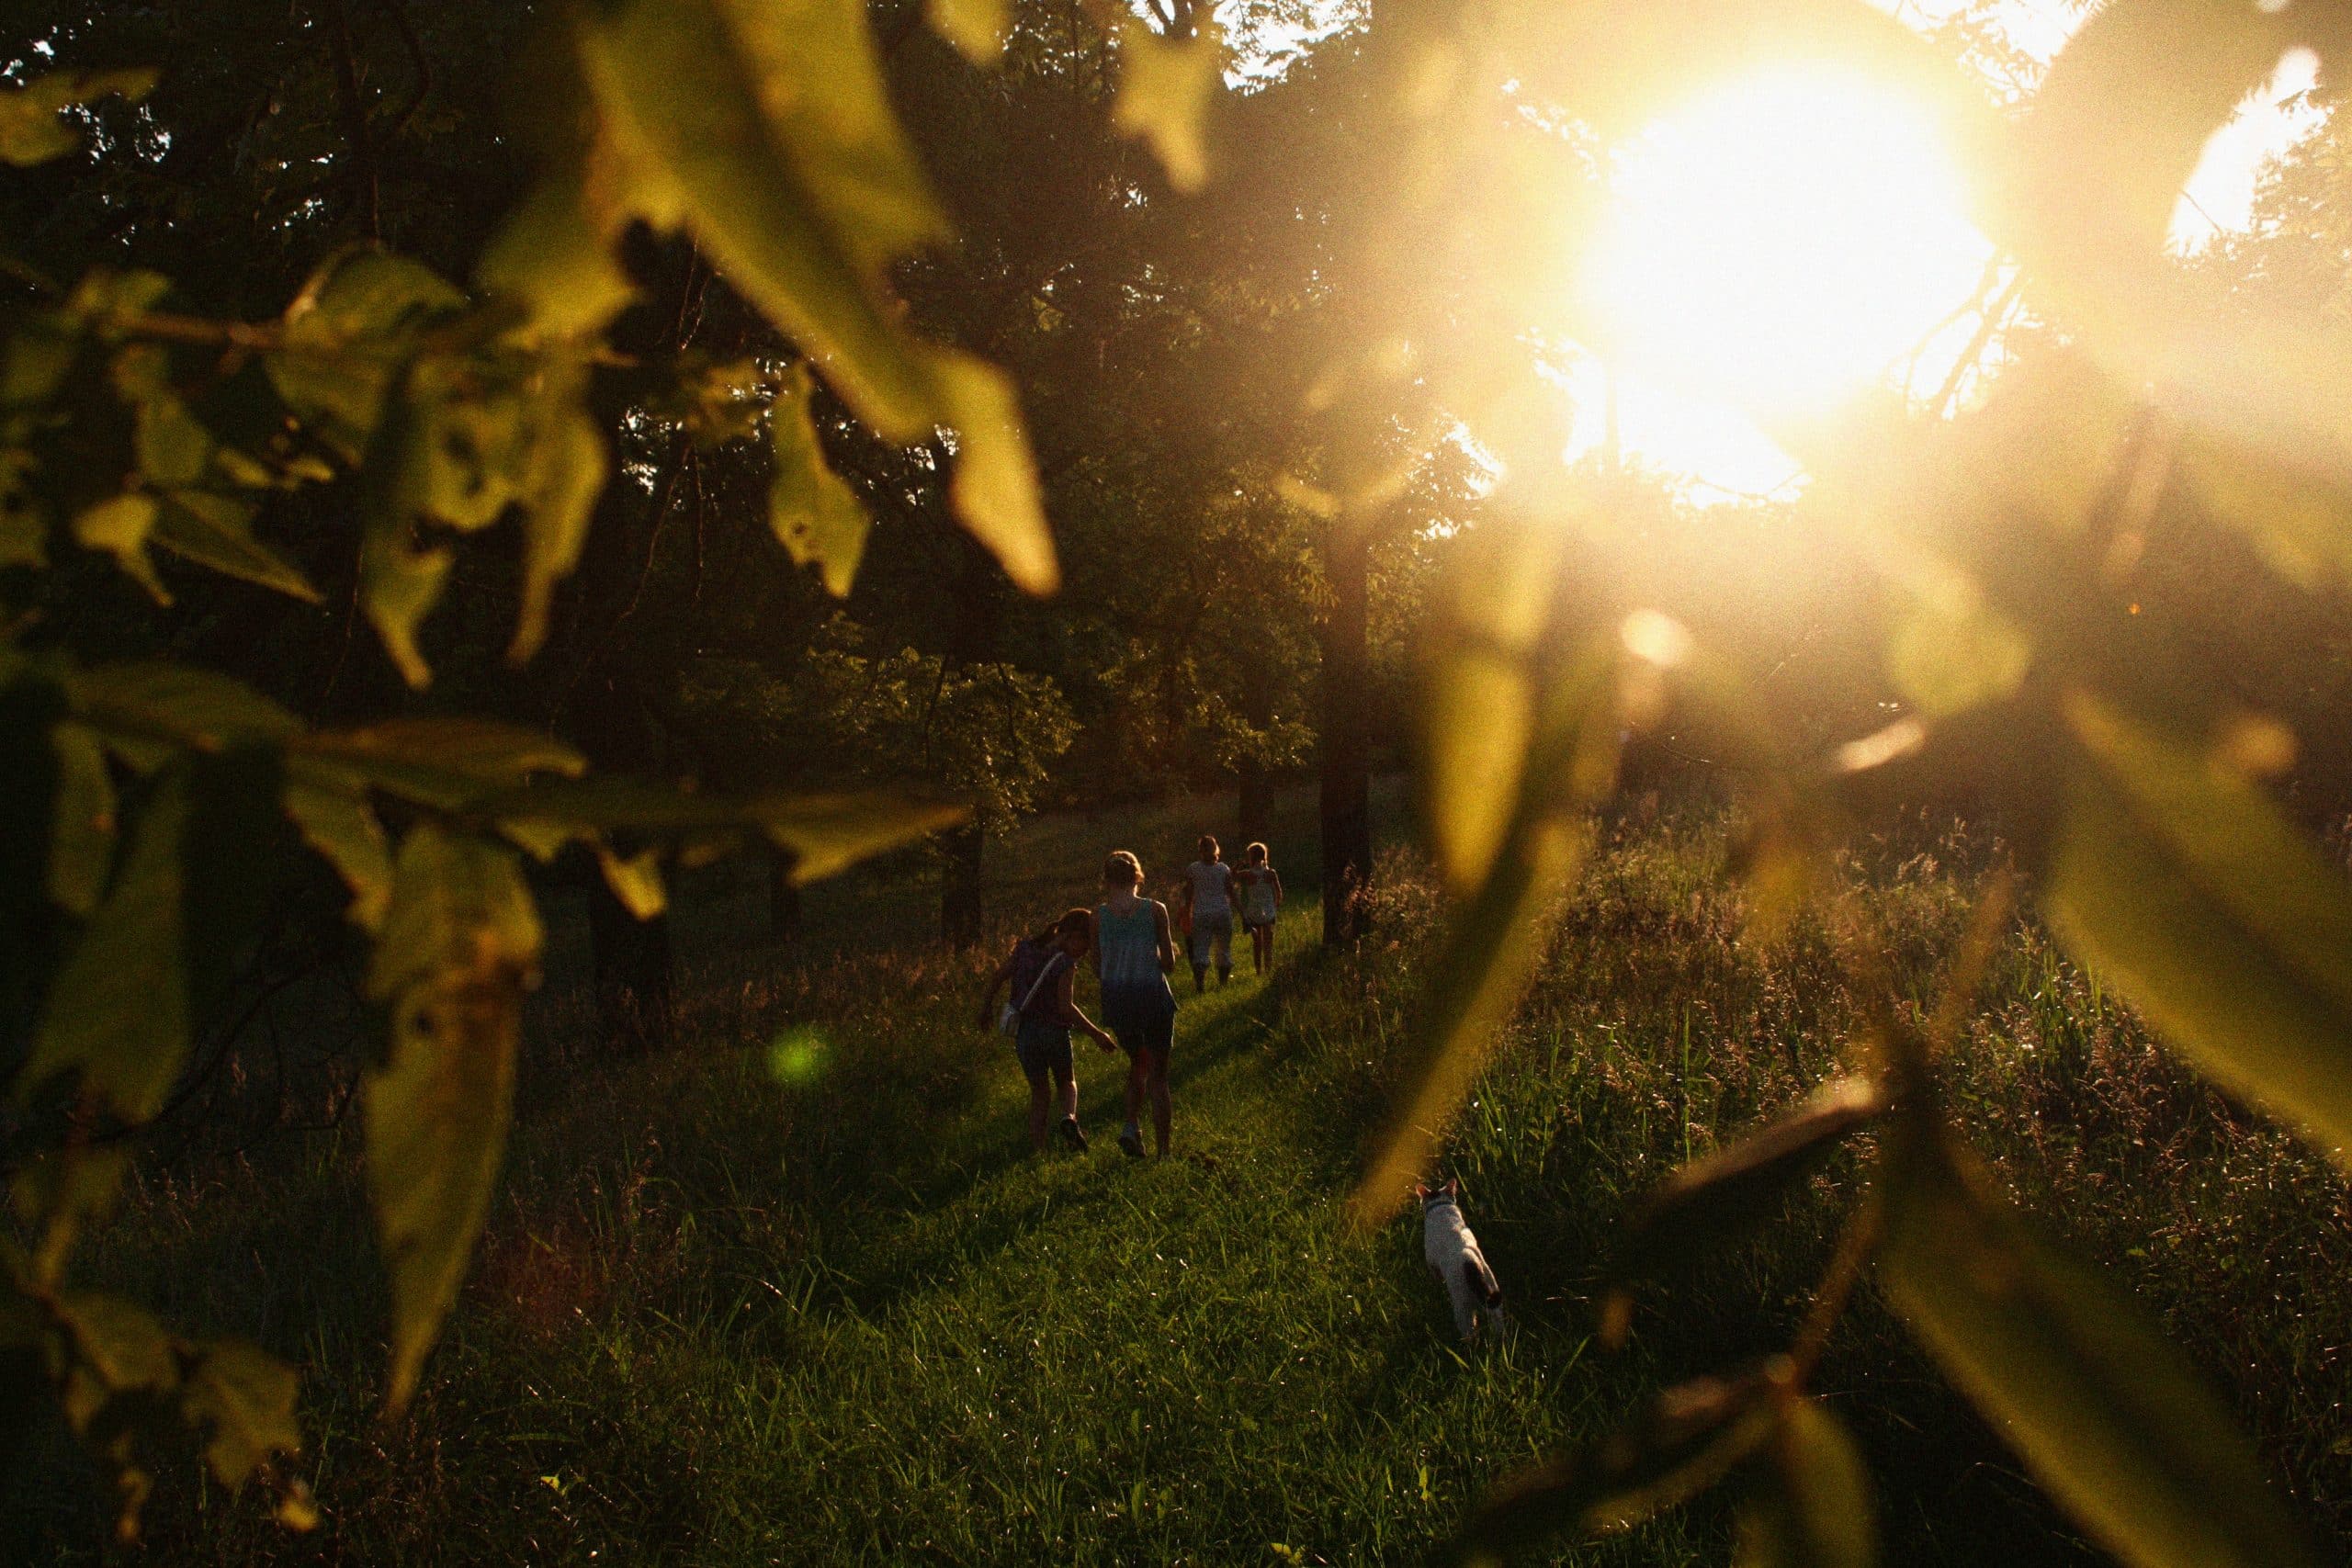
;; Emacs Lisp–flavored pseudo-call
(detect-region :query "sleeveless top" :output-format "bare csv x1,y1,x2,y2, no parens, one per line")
1185,860,1232,917
1243,869,1279,923
1009,942,1069,1021
1096,899,1170,995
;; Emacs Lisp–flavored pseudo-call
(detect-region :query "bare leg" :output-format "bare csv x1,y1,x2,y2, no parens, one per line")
1213,923,1231,986
1056,1066,1078,1127
1148,1059,1171,1156
1027,1076,1051,1153
1124,1050,1148,1129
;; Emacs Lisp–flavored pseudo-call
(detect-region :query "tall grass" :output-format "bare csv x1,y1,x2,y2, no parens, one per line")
1273,800,2352,1561
11,788,2349,1563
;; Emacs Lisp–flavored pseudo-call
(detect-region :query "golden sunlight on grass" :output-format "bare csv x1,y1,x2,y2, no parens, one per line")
1585,63,1993,422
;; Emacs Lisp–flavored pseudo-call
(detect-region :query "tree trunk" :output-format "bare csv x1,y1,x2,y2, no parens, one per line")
588,863,675,1053
1237,757,1274,855
569,667,679,1054
940,822,985,947
1319,515,1373,947
1237,658,1276,851
769,847,803,946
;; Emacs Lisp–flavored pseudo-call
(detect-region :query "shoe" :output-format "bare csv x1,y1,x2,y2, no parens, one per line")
1059,1117,1088,1152
1118,1125,1146,1159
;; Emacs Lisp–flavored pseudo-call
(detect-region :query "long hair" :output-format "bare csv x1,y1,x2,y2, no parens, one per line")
1197,834,1220,861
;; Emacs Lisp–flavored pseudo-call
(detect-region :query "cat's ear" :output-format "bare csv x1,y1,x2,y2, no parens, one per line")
1442,1177,1459,1197
1411,1182,1430,1200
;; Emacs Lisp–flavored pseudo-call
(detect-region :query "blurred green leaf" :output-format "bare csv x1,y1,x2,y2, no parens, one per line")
0,69,157,166
269,254,468,463
286,252,469,346
1453,1370,1782,1565
2048,692,2352,1170
1976,11,2352,547
73,492,167,604
481,777,963,883
761,788,971,881
356,388,452,690
283,765,393,932
932,349,1057,595
1355,640,1620,1224
181,1339,304,1492
477,164,637,342
929,0,1010,64
133,394,212,489
1114,19,1224,195
21,767,188,1121
1884,592,2030,719
1419,513,1564,895
510,399,605,663
578,0,946,441
1880,1128,2318,1568
364,825,542,1416
46,721,116,919
305,717,585,786
767,361,868,598
418,384,532,533
1735,1400,1875,1568
2174,436,2352,591
151,491,322,604
2011,0,2288,272
362,526,451,693
42,1291,306,1539
68,662,299,755
71,269,173,323
572,0,1054,590
50,1289,179,1534
594,844,667,919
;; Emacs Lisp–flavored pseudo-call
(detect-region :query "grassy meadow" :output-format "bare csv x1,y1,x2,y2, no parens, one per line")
10,787,2352,1564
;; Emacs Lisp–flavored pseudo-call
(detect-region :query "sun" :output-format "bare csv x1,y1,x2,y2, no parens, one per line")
1583,64,1993,420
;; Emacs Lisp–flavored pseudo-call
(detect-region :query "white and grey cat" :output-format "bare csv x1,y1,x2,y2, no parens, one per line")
1416,1177,1506,1344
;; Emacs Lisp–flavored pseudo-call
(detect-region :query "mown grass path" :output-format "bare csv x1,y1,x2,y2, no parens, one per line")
681,919,1657,1566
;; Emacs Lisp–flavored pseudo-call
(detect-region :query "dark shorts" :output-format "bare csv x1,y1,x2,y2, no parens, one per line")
1102,982,1175,1060
1013,1017,1072,1082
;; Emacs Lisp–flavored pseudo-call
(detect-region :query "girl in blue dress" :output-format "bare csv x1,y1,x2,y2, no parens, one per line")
1093,850,1178,1157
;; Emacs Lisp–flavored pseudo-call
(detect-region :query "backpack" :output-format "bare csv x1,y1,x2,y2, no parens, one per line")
999,942,1067,1035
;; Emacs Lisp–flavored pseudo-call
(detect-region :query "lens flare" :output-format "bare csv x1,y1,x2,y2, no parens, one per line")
1585,64,1992,415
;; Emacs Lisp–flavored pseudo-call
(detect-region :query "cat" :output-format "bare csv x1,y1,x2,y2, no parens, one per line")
1416,1177,1506,1344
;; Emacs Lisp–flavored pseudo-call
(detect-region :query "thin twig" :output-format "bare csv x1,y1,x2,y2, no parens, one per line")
1932,270,2025,419
316,0,383,240
375,0,432,139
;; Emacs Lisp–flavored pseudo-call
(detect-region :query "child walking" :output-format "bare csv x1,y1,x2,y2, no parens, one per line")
1094,851,1178,1158
1235,841,1284,976
979,909,1116,1154
1181,835,1236,991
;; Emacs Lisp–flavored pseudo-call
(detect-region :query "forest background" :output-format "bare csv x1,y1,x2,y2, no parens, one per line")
12,0,2352,1562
